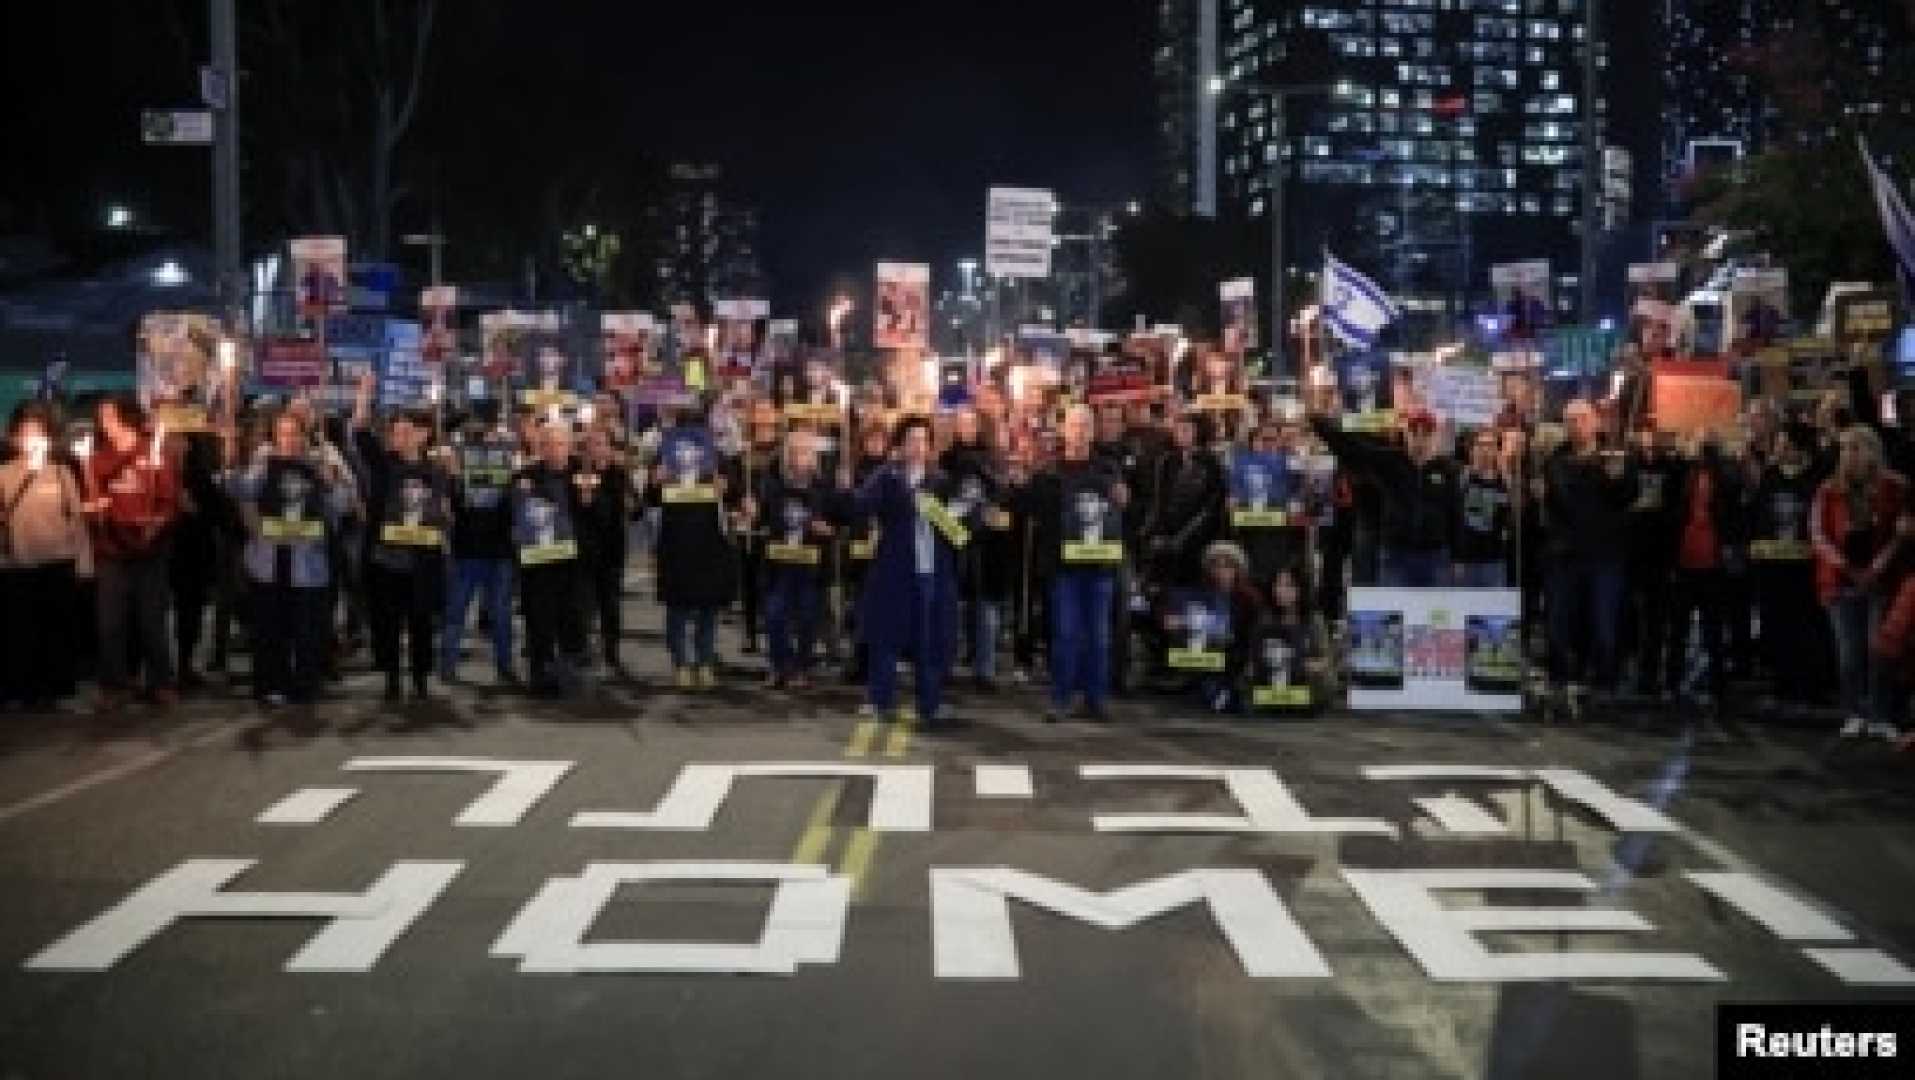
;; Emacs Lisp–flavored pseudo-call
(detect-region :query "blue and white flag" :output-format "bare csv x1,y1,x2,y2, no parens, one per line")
1859,136,1915,302
1321,252,1402,349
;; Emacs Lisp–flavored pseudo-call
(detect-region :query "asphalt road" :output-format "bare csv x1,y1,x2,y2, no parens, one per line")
1,589,1912,1080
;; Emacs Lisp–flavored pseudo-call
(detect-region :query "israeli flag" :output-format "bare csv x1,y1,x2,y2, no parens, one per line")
1860,136,1915,301
1321,252,1402,349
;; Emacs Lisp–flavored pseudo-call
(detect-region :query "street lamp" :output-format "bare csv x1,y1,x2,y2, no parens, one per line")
1207,77,1331,379
828,296,853,350
105,205,133,230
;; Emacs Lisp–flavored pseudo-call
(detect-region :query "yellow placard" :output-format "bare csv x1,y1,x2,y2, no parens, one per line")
152,403,211,433
260,517,325,542
1341,410,1396,433
519,541,578,566
1749,539,1812,561
464,468,512,486
662,484,718,505
767,543,821,566
916,492,970,549
1252,684,1312,708
1167,648,1226,671
783,403,843,425
984,508,1013,531
519,389,577,409
1231,508,1288,529
1194,393,1248,413
849,535,878,560
1062,542,1124,564
380,523,443,547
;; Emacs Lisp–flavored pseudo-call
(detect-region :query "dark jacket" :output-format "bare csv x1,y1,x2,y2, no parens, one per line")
1310,417,1459,555
646,450,739,609
851,463,966,664
1020,457,1127,581
1543,445,1637,562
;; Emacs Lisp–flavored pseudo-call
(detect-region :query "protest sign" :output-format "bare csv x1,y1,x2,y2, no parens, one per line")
290,236,348,319
1652,372,1743,436
1347,588,1521,712
600,312,656,390
1415,365,1501,428
1490,261,1551,340
875,263,930,351
136,311,221,430
420,286,457,363
1220,277,1257,355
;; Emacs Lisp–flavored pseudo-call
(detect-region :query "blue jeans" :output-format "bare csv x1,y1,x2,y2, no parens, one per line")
1827,589,1894,721
1454,561,1508,589
869,573,942,720
666,606,717,669
1547,557,1626,688
1051,569,1116,711
1379,547,1451,589
442,558,514,676
766,570,823,677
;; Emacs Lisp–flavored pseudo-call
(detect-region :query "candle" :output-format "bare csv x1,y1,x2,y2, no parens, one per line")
72,433,93,460
25,434,48,471
149,423,167,468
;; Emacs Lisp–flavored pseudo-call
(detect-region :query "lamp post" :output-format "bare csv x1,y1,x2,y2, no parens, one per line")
1207,77,1330,379
402,231,448,286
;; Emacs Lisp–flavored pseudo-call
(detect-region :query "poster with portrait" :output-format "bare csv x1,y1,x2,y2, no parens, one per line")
713,298,767,376
419,285,458,363
656,425,720,494
600,312,657,390
136,311,221,430
1333,348,1395,430
874,262,930,351
1057,469,1125,566
511,312,572,406
479,311,529,381
1346,587,1521,712
290,236,348,320
764,318,800,371
1490,260,1552,340
1220,277,1257,356
1729,268,1788,351
1164,588,1232,671
1229,450,1296,527
1626,262,1680,356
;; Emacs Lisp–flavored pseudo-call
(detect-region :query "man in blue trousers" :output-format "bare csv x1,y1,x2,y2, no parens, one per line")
848,415,974,731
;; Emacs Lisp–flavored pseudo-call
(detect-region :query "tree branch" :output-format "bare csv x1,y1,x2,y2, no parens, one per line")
390,0,440,145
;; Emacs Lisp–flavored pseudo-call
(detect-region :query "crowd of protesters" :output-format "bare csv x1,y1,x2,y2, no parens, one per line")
0,351,1909,746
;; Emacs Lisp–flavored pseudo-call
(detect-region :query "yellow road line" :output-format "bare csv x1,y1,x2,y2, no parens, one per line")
837,827,880,899
883,717,914,758
847,721,880,758
789,783,843,865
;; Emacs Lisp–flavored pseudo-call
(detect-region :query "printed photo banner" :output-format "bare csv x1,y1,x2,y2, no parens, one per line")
1652,371,1744,437
1346,587,1521,713
713,298,769,376
1490,260,1551,340
1414,365,1502,428
290,236,348,320
1729,269,1788,351
1220,277,1258,356
136,311,222,430
255,337,328,389
1626,262,1681,354
875,262,931,351
1165,588,1232,672
600,312,657,390
480,311,572,405
420,286,458,363
1229,451,1298,528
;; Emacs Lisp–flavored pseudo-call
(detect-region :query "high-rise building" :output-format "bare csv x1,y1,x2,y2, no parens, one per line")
1153,0,1221,216
1663,1,1908,197
1157,0,1614,322
650,162,768,313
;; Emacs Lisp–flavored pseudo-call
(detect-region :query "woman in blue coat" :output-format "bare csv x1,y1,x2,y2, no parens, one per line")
849,415,975,730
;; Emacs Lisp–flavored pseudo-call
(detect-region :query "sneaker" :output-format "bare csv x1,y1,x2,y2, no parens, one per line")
262,693,288,709
856,702,878,718
897,702,917,723
1839,716,1867,739
765,672,787,690
675,667,693,690
1042,706,1062,724
495,668,523,689
696,666,715,689
1867,721,1901,741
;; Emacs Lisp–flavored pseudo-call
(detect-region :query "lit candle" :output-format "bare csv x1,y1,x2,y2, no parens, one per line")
72,433,93,461
149,423,167,468
25,434,48,471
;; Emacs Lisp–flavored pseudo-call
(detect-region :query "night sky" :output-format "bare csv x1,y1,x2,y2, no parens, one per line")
2,0,1157,316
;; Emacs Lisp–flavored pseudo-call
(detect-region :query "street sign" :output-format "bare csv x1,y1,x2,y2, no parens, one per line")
986,187,1055,280
141,109,214,146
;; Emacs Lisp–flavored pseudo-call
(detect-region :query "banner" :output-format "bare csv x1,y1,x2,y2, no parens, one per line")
1626,262,1680,354
256,338,328,388
1490,260,1551,340
764,318,799,371
289,236,348,319
420,286,457,363
1346,587,1522,712
1220,277,1257,355
1729,268,1787,350
136,312,221,428
600,312,656,389
1652,372,1744,436
875,262,931,351
985,187,1055,280
713,298,768,375
1414,365,1501,428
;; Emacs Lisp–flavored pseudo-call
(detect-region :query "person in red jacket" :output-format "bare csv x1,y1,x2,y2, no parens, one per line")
1810,424,1908,739
83,394,183,714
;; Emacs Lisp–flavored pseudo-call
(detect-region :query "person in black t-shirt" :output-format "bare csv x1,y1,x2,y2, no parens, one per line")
442,422,518,685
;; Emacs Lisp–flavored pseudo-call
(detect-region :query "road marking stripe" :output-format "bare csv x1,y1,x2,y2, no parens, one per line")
0,720,237,826
789,784,844,865
837,827,880,899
